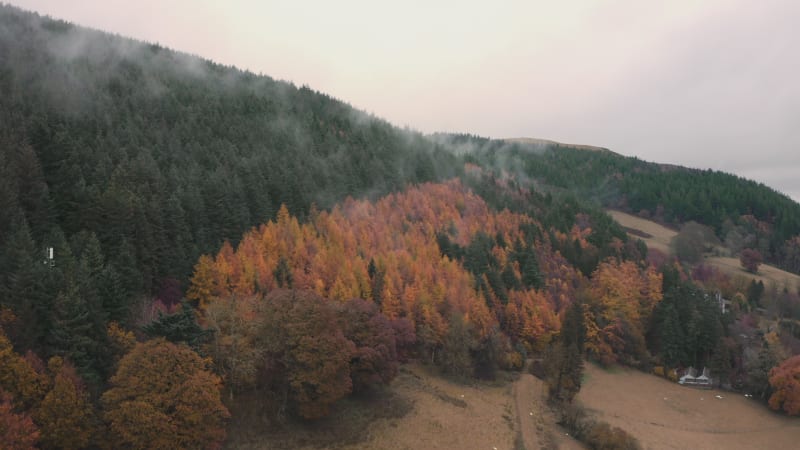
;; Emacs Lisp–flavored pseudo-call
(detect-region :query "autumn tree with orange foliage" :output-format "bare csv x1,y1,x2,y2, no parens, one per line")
101,338,229,449
188,181,567,375
185,181,677,417
335,298,399,392
768,355,800,415
585,259,662,366
186,255,219,309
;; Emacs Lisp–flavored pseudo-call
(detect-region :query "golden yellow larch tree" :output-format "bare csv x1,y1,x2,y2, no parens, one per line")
34,357,95,450
186,254,219,310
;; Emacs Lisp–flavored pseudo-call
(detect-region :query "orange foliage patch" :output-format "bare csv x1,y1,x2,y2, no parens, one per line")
191,180,574,351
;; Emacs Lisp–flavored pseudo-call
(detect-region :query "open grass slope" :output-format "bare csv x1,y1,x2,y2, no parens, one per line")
706,256,800,290
608,210,800,288
606,210,677,255
352,365,516,450
352,365,585,450
577,363,800,450
223,363,594,450
226,364,520,450
514,371,585,450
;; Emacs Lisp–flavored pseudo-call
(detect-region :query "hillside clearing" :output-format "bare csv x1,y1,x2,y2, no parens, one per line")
606,210,677,255
348,365,584,450
706,256,800,289
577,363,800,450
608,210,800,288
224,363,590,450
349,365,516,450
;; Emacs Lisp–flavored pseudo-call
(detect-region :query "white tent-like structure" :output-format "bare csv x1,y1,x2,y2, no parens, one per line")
679,367,713,388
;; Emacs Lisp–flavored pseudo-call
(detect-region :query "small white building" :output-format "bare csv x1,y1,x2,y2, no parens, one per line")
679,367,697,384
679,366,713,388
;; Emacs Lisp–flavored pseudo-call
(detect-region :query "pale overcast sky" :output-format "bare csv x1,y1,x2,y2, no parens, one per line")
10,0,800,202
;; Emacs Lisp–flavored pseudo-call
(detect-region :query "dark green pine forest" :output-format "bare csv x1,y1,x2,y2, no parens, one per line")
0,5,460,305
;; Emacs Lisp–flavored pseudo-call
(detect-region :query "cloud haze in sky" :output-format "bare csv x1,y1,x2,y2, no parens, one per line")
11,0,800,201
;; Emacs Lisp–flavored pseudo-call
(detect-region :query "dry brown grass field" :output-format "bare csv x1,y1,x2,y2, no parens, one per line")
224,361,800,449
342,365,585,450
606,210,677,255
577,363,800,450
225,364,574,450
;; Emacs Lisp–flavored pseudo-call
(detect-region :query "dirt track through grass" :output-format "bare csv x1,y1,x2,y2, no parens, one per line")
513,372,584,450
224,362,800,450
513,373,544,450
228,364,585,450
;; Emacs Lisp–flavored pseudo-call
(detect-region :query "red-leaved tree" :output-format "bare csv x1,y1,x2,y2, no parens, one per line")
740,248,763,274
0,391,39,450
261,290,355,419
336,298,399,392
768,355,800,415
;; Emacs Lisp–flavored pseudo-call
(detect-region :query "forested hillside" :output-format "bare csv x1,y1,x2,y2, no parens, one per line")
2,5,800,449
0,4,459,300
447,133,800,273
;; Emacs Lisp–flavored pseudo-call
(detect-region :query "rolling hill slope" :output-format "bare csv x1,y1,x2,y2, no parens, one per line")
442,133,800,275
609,209,800,288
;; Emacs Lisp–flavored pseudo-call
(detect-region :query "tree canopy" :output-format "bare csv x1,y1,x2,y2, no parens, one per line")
101,338,229,449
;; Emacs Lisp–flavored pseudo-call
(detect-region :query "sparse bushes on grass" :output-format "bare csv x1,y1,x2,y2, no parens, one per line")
585,421,641,450
558,403,641,450
653,365,679,382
